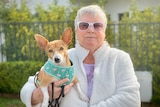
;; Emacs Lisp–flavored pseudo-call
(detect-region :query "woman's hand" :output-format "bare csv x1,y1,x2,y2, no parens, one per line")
48,78,74,99
31,78,73,105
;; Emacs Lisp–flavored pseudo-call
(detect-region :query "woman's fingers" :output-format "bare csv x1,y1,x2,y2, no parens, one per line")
48,78,74,99
54,78,68,86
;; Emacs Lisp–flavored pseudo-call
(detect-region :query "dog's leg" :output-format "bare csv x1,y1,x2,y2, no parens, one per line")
41,87,49,107
75,83,89,102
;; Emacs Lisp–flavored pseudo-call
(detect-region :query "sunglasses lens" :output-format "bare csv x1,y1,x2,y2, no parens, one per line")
78,22,103,31
94,23,103,30
79,22,89,30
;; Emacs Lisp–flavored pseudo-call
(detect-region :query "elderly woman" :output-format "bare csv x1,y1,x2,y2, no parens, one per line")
20,5,141,107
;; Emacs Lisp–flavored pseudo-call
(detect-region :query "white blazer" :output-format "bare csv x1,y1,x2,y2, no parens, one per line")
20,42,141,107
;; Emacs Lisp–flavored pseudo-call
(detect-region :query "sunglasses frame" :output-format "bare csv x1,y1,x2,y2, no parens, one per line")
77,21,104,31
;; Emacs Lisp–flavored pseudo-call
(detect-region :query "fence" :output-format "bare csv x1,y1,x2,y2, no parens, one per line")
0,21,74,62
0,21,160,71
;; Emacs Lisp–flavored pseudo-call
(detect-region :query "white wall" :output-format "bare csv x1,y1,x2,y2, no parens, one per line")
106,0,160,22
9,0,160,21
135,71,152,102
0,32,6,62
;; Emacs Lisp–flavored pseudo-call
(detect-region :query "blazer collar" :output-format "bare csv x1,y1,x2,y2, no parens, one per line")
75,41,110,65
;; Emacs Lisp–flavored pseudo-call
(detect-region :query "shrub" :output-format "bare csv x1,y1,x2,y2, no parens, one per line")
0,61,43,94
151,65,160,105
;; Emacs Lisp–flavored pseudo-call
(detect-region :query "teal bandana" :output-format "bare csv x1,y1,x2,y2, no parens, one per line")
43,59,75,85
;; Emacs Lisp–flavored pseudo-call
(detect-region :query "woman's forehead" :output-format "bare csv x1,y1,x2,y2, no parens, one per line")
79,13,103,22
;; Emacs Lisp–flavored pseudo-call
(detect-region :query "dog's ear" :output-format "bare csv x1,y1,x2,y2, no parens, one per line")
34,34,48,50
61,27,72,45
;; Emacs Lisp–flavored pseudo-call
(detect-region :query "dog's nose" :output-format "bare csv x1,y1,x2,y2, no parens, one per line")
54,57,60,63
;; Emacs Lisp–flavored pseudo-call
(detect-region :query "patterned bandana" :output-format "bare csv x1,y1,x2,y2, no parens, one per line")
43,59,75,85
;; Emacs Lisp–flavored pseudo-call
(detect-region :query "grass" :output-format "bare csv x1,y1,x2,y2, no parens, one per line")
0,97,25,107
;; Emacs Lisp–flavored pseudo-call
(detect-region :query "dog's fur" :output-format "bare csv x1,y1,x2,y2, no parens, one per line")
31,28,88,107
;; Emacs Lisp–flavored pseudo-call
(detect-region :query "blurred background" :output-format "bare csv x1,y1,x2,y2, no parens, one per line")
0,0,160,107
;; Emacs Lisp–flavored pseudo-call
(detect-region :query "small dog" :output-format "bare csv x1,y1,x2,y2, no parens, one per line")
32,28,88,107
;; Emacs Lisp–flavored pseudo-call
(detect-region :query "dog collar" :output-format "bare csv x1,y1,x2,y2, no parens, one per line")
43,59,75,85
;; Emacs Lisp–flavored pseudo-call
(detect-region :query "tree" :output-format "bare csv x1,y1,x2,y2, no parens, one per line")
119,1,160,104
0,1,76,61
69,0,108,10
0,0,11,22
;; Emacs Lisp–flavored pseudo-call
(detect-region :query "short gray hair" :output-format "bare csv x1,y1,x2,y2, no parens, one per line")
74,5,107,30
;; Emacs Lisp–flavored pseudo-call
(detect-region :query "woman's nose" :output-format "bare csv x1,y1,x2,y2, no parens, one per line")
87,25,95,32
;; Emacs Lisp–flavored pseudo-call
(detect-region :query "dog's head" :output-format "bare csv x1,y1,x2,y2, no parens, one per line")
34,27,72,66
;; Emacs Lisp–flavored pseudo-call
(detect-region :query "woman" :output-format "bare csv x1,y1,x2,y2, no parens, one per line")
20,5,141,107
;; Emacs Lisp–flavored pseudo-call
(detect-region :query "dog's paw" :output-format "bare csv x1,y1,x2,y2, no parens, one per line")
80,94,89,102
75,83,89,102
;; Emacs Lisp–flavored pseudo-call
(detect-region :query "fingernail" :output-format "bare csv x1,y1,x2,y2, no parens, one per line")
70,83,74,86
66,78,69,81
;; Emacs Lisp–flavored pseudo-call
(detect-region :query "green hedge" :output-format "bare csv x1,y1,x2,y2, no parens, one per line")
0,61,43,94
151,65,160,105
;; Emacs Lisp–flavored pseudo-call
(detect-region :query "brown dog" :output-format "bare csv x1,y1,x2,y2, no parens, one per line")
33,28,88,107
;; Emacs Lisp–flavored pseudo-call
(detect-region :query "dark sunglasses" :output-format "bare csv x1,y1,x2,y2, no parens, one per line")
77,21,104,31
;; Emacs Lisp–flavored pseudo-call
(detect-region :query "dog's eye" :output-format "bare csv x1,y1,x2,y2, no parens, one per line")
59,47,64,51
48,50,53,52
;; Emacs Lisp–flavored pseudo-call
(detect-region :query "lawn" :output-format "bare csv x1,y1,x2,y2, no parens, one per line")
0,97,25,107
